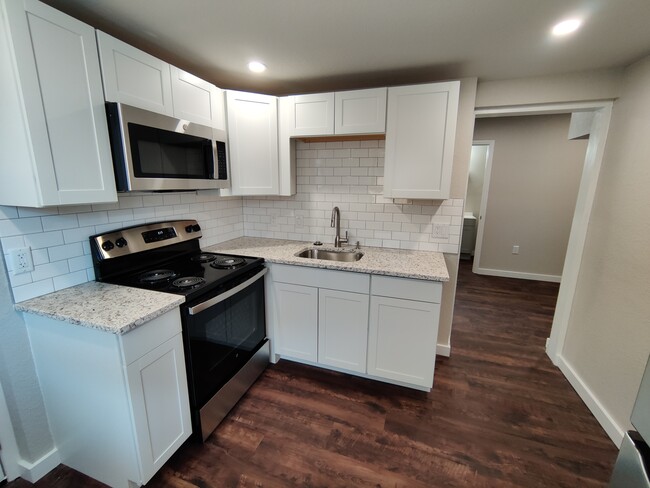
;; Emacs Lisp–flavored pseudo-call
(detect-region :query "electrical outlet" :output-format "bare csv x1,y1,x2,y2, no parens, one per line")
431,224,450,239
512,245,520,255
295,215,304,227
10,247,34,274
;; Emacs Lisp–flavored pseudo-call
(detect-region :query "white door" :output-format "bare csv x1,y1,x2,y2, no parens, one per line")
97,31,173,115
225,91,279,195
283,93,334,136
368,296,439,388
335,88,387,134
170,66,225,130
126,333,191,484
383,81,459,200
273,282,318,362
467,141,495,273
318,289,369,373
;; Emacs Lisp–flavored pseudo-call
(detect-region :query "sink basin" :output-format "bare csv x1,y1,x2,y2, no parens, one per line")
296,248,364,262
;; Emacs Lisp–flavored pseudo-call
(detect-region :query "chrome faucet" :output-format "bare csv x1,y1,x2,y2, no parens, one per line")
330,206,348,248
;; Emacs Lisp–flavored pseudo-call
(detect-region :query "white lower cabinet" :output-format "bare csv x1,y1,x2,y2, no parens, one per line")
318,289,369,373
267,263,442,391
25,308,191,488
274,282,318,362
367,296,439,388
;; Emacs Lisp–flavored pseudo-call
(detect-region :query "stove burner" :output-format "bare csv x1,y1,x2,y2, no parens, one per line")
138,269,177,284
210,256,246,269
172,276,206,289
190,253,218,263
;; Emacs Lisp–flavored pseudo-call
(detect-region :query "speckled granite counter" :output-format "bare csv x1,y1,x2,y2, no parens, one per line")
207,237,449,282
15,282,185,334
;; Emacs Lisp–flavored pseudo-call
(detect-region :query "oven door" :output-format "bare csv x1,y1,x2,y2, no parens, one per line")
182,267,267,408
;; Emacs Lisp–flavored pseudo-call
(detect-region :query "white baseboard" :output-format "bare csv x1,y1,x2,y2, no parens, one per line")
473,267,561,283
556,354,624,447
436,343,451,357
17,447,60,483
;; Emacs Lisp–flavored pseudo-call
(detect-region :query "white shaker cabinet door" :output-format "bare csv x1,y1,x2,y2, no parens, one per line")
126,332,191,485
368,296,439,388
383,81,459,200
273,282,318,362
97,31,173,116
318,288,369,373
0,0,117,207
282,92,335,136
334,88,387,135
170,66,225,130
226,90,279,195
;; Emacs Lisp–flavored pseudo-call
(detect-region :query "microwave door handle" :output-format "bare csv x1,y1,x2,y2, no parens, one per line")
187,267,268,315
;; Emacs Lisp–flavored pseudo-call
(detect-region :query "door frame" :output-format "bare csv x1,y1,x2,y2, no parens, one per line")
474,100,614,366
468,140,495,274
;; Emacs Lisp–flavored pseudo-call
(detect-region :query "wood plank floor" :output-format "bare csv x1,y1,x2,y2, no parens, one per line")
7,260,618,487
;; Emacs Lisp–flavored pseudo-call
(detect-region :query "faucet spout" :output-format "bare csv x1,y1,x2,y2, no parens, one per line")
330,206,348,247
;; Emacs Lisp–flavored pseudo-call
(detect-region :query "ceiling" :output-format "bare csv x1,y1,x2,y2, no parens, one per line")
43,0,650,96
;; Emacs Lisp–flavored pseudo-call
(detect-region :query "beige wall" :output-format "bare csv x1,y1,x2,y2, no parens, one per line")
475,68,623,108
438,77,478,351
472,115,587,278
562,56,650,433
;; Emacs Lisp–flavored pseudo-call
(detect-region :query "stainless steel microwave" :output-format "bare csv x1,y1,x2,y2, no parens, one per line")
106,102,229,191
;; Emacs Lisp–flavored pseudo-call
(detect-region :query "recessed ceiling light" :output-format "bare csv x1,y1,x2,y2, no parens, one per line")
552,18,582,36
248,61,267,73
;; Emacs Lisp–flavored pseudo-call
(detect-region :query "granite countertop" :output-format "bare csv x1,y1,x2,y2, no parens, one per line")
15,282,185,334
207,237,449,282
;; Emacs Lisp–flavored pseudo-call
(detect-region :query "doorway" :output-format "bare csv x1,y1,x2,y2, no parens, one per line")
465,101,613,366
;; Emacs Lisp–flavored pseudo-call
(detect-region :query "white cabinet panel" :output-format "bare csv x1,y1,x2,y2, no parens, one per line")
318,289,369,373
368,296,439,388
126,333,191,483
284,93,335,136
371,275,442,303
170,66,225,130
383,81,459,200
335,88,387,134
274,282,318,362
226,91,279,195
25,308,190,487
97,31,173,115
0,0,117,207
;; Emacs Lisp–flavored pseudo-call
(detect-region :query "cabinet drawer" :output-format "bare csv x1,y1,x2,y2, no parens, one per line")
270,264,369,294
371,275,442,303
120,308,182,365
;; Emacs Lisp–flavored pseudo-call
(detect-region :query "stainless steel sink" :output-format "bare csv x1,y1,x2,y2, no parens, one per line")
296,248,364,262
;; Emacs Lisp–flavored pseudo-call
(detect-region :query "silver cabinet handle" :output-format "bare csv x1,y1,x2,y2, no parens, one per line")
188,267,268,315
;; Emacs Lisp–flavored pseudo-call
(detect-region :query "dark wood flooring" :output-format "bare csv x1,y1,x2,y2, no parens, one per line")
8,260,618,487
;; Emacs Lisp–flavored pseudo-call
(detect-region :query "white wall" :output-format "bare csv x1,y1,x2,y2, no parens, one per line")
472,115,587,279
561,56,650,437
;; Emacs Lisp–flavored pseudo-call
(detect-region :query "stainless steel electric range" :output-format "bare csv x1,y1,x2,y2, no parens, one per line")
90,219,269,441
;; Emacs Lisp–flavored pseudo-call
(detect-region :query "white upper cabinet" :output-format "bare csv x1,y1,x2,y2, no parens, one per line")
225,90,279,195
170,66,226,130
383,81,460,200
335,88,387,134
283,93,335,136
280,88,387,137
0,0,117,207
97,31,174,116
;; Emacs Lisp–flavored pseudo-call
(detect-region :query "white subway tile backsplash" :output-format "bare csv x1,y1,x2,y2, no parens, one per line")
243,140,462,253
1,192,245,302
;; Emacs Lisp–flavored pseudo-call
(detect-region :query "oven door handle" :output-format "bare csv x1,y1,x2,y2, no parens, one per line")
188,267,268,315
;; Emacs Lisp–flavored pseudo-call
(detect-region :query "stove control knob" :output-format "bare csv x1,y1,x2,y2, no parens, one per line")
192,224,201,232
115,237,127,248
101,240,114,251
185,225,194,233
